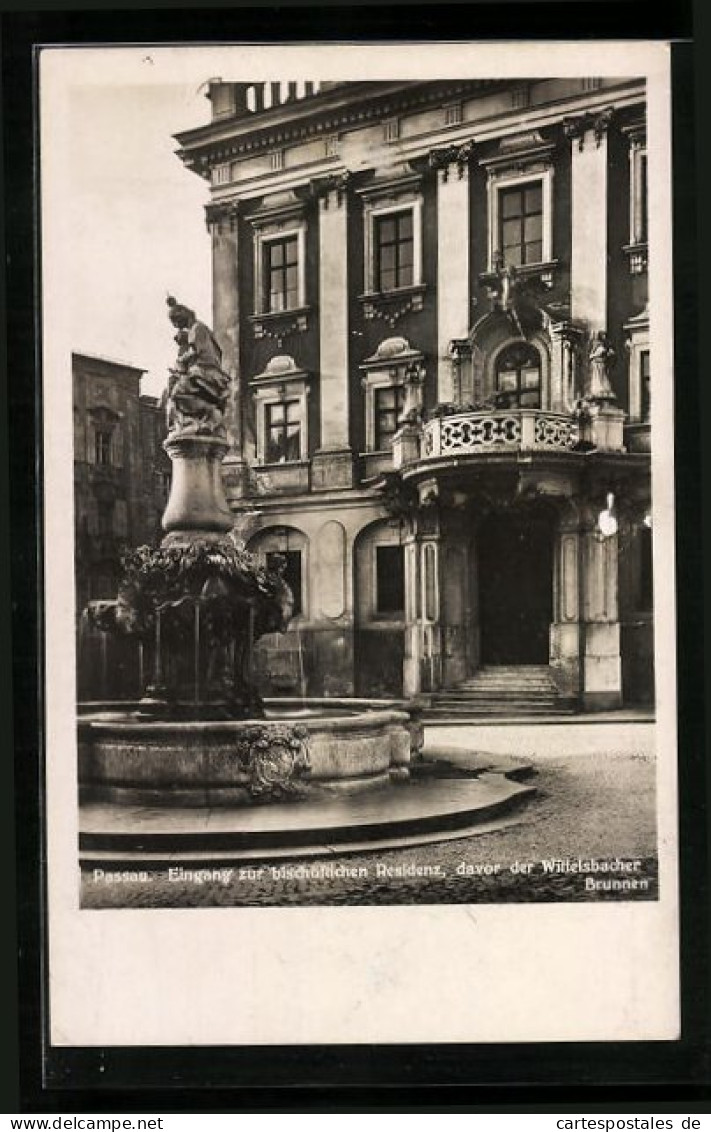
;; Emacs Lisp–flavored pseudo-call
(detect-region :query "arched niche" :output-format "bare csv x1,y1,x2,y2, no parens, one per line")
247,524,309,620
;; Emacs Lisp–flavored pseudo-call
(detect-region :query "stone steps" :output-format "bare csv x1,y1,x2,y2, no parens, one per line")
426,666,576,718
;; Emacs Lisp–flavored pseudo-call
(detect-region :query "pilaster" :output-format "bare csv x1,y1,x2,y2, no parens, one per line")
313,175,354,488
207,202,245,475
430,144,473,404
566,108,613,331
548,321,585,411
580,509,622,709
550,513,582,698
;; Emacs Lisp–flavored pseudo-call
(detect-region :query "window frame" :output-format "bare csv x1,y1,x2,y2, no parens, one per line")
94,428,113,467
362,370,407,454
494,340,543,409
264,397,303,464
252,217,307,317
627,128,648,247
486,167,554,272
251,366,310,466
374,543,406,618
624,310,650,423
363,196,423,296
373,209,415,293
263,232,301,314
497,182,545,269
373,383,407,450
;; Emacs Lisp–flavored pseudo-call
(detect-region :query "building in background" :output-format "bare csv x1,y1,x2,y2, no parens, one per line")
174,77,653,710
73,351,171,698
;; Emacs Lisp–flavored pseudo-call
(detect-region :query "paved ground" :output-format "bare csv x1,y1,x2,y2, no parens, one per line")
81,719,657,909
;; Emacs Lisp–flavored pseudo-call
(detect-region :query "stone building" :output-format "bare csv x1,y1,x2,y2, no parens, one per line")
174,77,653,709
73,351,171,698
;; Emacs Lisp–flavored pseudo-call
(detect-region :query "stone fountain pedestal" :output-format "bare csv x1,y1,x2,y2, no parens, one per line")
161,434,234,538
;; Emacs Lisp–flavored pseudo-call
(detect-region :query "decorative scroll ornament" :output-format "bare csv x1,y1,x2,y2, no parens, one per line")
562,107,615,150
428,139,475,181
204,200,239,233
312,171,352,207
250,310,309,346
235,725,311,799
361,287,426,329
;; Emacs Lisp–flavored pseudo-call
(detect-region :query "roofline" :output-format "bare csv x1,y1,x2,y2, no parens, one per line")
174,78,506,162
72,350,147,375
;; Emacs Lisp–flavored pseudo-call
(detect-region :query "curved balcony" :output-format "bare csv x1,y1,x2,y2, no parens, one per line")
422,409,579,459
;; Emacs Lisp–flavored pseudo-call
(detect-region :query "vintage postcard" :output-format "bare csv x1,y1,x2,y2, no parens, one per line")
41,41,679,1048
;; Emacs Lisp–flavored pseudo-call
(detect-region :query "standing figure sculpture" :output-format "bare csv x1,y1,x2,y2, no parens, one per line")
165,295,231,437
588,331,617,402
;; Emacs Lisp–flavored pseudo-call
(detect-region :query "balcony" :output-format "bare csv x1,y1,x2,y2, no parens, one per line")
250,461,311,496
422,409,579,460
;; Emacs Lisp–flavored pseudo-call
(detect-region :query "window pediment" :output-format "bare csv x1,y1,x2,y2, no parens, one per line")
480,131,555,179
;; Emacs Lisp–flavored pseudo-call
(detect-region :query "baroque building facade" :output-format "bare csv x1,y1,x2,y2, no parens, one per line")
73,351,171,698
175,78,653,709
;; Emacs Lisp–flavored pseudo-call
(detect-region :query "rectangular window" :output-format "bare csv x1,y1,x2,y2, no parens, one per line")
640,349,651,421
374,385,406,450
265,235,299,313
639,151,648,242
266,550,303,617
265,400,301,463
95,428,112,466
499,182,543,267
376,545,405,616
375,210,414,291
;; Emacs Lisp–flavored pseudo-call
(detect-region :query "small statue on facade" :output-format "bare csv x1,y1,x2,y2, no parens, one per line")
587,331,617,402
165,296,231,437
489,254,524,337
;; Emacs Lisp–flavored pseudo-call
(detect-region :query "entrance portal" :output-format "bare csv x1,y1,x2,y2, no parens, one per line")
478,509,554,665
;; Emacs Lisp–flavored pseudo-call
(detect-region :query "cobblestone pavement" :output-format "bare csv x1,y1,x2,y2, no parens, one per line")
81,722,658,909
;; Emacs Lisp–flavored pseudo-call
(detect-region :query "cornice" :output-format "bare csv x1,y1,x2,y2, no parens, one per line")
175,79,505,175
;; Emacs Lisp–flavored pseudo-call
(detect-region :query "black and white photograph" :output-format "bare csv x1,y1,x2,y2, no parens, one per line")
41,41,680,1047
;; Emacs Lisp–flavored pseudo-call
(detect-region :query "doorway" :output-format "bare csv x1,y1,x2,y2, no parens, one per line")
478,509,554,665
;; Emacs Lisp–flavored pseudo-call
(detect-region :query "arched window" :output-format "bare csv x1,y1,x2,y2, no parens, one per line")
495,341,542,409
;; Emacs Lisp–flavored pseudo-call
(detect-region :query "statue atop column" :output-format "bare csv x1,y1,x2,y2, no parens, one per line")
165,296,230,437
587,331,617,402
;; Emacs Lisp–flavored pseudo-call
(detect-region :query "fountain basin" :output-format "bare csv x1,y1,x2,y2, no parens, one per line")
78,699,423,807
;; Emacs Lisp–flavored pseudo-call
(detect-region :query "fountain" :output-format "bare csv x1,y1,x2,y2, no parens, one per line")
79,298,420,809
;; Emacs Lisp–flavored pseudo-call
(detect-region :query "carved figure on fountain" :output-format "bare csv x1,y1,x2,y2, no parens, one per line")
165,296,231,438
89,533,295,719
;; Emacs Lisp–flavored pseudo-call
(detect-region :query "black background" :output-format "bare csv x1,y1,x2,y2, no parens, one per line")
2,1,708,1112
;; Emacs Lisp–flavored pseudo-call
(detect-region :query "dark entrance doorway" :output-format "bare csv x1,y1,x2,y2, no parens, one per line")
478,509,554,665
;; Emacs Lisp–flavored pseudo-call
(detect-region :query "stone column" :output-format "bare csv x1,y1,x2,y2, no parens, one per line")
567,110,613,331
312,178,354,490
432,150,472,403
580,506,622,709
208,202,250,501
